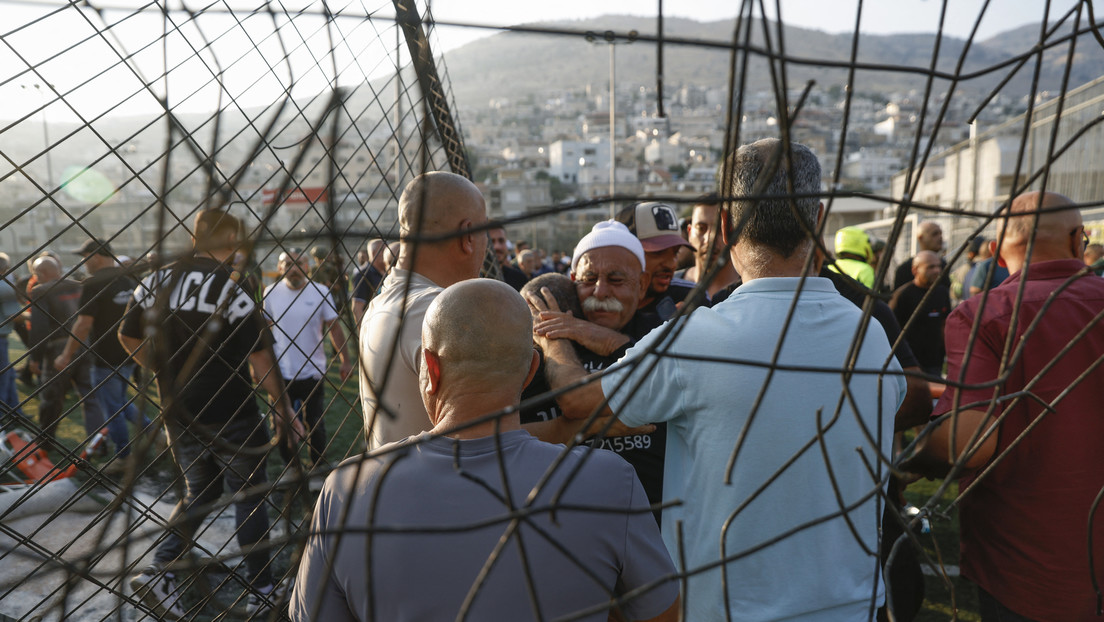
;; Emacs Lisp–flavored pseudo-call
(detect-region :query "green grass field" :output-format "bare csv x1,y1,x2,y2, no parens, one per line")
904,478,981,621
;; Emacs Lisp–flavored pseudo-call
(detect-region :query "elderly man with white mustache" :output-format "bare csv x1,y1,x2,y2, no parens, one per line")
526,220,667,522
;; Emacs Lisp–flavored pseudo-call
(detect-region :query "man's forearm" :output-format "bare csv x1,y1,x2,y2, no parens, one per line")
327,321,351,364
539,338,610,420
58,315,94,361
250,348,293,412
565,322,629,357
894,367,933,432
352,300,367,327
900,408,998,479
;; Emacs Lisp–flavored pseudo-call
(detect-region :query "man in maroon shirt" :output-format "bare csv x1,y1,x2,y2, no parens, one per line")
905,191,1104,621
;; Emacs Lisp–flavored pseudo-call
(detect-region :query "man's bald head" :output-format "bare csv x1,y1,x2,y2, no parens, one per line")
997,191,1083,271
399,172,486,241
1005,191,1080,239
912,250,942,288
422,279,534,398
396,172,489,285
367,238,393,272
32,256,61,282
366,238,386,260
917,221,943,253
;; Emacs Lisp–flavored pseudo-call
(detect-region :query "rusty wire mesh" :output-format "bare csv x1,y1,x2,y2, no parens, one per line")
1,0,1103,620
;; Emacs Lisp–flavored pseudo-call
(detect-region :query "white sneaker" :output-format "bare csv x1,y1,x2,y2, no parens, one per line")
130,569,185,620
246,579,292,620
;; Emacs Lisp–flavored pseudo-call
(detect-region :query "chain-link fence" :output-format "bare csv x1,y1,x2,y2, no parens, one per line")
2,0,1103,620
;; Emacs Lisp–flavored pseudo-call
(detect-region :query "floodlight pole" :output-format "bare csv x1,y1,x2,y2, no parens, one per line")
608,41,616,218
588,30,635,219
21,83,56,228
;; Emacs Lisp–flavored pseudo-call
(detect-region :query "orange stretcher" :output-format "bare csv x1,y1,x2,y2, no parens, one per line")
0,427,109,484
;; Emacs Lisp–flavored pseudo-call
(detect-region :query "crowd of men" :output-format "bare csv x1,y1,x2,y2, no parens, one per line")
1,135,1102,622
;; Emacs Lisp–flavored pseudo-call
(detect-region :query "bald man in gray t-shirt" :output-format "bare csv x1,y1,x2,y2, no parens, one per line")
293,280,678,622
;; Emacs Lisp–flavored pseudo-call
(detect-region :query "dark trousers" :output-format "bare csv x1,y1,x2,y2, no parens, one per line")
877,477,925,622
154,425,273,588
38,343,106,443
277,376,327,466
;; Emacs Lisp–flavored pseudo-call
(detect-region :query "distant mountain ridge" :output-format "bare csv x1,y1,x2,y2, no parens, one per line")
439,16,1104,107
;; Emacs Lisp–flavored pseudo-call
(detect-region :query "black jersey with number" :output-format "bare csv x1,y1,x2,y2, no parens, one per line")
80,267,138,368
521,312,666,518
120,255,270,439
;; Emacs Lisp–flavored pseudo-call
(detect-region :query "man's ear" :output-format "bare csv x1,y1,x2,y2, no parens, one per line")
990,240,1008,268
639,270,651,294
423,349,442,395
1070,225,1083,259
459,219,474,255
522,349,540,391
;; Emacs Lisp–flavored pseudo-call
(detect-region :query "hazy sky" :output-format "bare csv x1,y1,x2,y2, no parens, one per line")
1,0,1079,121
426,0,1078,51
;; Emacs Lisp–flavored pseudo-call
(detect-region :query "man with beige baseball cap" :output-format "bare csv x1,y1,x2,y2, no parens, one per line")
616,202,695,321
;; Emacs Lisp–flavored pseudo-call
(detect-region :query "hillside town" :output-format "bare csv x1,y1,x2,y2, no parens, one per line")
460,79,1031,252
0,71,1041,265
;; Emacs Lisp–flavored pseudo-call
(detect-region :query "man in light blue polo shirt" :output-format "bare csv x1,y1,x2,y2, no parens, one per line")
531,138,906,621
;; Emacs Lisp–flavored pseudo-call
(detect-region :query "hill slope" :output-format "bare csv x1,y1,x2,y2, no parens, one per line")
438,16,1104,107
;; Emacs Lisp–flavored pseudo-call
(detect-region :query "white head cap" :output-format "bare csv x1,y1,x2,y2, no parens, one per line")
570,220,646,273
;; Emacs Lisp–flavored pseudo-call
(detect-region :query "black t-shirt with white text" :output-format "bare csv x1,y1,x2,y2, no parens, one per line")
120,256,270,440
521,312,666,517
80,267,138,368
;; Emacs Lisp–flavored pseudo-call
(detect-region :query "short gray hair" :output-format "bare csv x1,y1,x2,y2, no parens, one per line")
726,138,821,257
521,273,583,319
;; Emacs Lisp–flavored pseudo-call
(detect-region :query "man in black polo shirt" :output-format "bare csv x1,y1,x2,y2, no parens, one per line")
490,226,529,290
523,221,665,522
120,209,304,619
54,238,148,469
350,238,393,325
890,250,951,377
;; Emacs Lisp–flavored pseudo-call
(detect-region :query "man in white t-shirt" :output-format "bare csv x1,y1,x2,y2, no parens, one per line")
264,248,352,466
358,172,491,449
